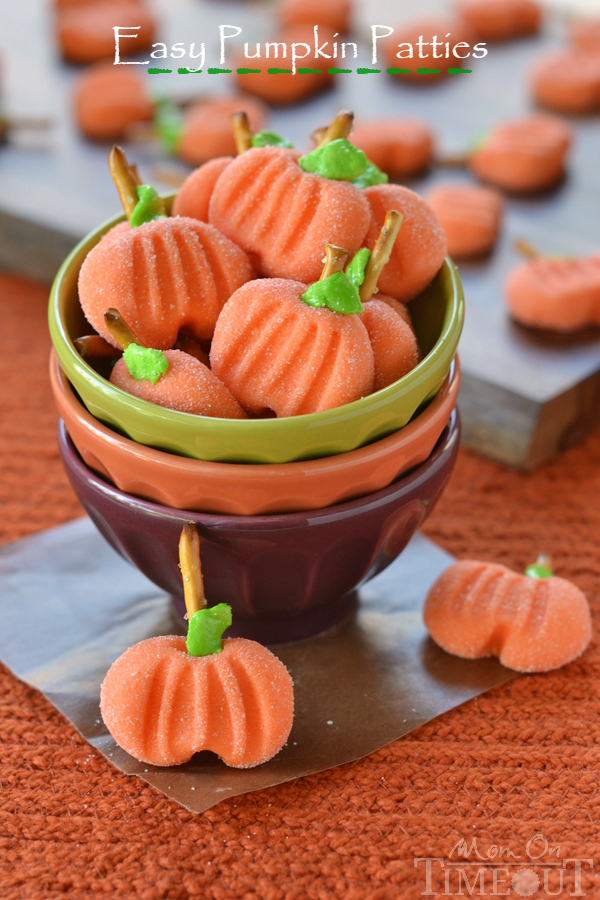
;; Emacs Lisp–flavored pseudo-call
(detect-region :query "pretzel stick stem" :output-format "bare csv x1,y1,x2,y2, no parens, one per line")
320,245,350,280
359,210,403,303
231,111,253,155
316,110,354,148
179,524,206,618
103,308,146,350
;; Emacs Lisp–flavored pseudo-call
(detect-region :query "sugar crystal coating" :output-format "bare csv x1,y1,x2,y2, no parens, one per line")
78,216,254,349
110,349,247,417
100,636,294,768
427,183,504,259
363,184,447,301
505,255,600,331
172,158,233,222
424,559,592,672
210,278,375,417
360,297,421,391
208,146,370,283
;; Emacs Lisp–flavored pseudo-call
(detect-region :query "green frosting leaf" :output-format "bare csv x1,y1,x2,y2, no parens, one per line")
154,97,183,155
302,271,363,315
352,161,389,189
298,139,368,182
525,563,554,579
130,185,167,228
346,248,371,288
186,603,232,656
123,344,169,384
251,130,294,149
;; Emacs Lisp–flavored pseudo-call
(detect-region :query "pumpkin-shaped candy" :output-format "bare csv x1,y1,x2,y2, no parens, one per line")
208,140,371,282
101,525,294,767
504,254,600,331
172,113,294,223
349,119,434,179
458,0,541,42
469,115,572,193
57,0,155,64
106,316,246,418
360,297,421,391
78,148,253,348
362,184,447,301
424,557,592,672
162,96,267,167
426,183,504,259
73,62,153,142
530,51,600,115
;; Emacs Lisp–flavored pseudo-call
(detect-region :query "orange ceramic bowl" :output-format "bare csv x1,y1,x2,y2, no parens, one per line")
50,352,460,516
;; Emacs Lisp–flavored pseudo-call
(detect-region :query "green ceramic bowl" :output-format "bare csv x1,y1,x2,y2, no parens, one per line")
49,207,464,463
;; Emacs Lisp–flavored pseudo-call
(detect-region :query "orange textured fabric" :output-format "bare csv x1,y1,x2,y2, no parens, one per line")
2,271,600,896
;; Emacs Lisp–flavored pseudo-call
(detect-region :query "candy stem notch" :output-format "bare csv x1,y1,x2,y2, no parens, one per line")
360,210,403,303
231,111,253,155
104,308,146,351
316,110,354,148
320,245,350,281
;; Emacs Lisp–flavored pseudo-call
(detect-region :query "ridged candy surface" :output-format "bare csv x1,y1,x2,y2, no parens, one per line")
279,0,351,32
100,636,294,768
427,183,504,259
424,559,592,672
350,119,433,178
172,157,233,222
78,217,254,348
177,97,267,166
470,115,573,192
505,255,600,331
109,350,247,418
360,297,421,391
363,184,447,301
57,0,155,64
210,279,375,416
208,146,370,282
531,51,600,115
73,62,153,141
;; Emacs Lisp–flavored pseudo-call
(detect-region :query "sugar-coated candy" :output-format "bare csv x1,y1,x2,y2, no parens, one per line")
424,559,592,672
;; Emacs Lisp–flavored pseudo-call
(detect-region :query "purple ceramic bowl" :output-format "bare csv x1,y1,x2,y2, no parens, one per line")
58,410,459,643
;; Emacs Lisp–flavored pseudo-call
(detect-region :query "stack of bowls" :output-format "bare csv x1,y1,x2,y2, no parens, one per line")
49,209,464,643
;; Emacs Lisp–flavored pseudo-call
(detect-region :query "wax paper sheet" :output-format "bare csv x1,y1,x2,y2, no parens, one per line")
0,517,515,813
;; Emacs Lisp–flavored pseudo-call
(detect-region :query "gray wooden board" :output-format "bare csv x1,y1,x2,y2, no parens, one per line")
1,0,599,467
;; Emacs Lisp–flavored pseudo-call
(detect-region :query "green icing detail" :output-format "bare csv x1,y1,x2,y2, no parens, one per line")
186,603,232,656
346,248,371,288
298,139,368,182
302,271,363,315
525,564,554,579
251,130,294,149
352,160,388,189
130,185,167,228
123,344,169,384
154,97,183,155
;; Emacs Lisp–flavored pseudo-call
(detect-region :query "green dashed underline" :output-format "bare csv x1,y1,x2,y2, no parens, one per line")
148,66,472,75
